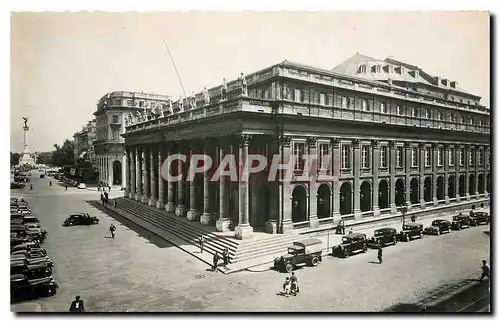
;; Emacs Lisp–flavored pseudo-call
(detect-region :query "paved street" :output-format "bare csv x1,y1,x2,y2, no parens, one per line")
11,174,491,312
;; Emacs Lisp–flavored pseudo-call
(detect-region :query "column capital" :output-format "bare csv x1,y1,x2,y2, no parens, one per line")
352,138,360,148
404,142,411,150
279,135,291,147
418,142,425,149
237,134,252,147
431,143,438,149
306,137,317,148
190,138,205,149
371,139,379,149
331,137,341,148
388,140,396,149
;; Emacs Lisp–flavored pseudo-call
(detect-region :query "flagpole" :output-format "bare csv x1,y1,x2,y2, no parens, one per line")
163,40,187,99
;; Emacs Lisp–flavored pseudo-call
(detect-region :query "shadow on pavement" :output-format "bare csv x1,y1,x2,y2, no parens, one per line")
87,200,175,249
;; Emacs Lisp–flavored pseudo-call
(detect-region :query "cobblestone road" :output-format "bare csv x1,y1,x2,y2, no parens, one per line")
11,175,491,312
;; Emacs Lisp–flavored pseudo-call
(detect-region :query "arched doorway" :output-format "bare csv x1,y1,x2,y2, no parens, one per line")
360,181,371,212
448,175,455,199
112,160,122,185
339,182,353,215
395,178,405,206
424,177,432,202
468,174,476,196
487,173,491,193
317,184,331,219
292,185,308,223
478,174,485,194
459,174,466,197
378,180,389,209
410,178,419,204
437,176,445,200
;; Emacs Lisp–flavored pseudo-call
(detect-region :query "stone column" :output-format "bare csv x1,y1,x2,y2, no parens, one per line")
405,142,412,210
465,145,470,200
279,136,293,233
175,141,187,217
371,140,380,216
455,146,461,201
135,147,142,201
352,139,361,219
148,145,157,206
484,146,489,198
475,146,480,196
200,139,213,225
187,140,201,221
216,139,231,231
235,134,253,239
156,144,165,209
125,147,131,196
444,144,450,204
107,157,113,187
306,137,319,228
331,138,341,222
122,153,127,191
129,147,136,199
419,143,426,208
432,143,438,206
141,146,150,203
165,143,176,213
389,141,397,213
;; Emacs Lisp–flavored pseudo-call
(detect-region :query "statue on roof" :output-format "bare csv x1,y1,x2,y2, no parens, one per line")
239,72,247,96
221,78,228,100
190,91,197,109
203,87,210,106
22,117,29,128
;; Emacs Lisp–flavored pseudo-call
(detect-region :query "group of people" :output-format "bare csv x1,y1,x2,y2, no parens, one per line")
198,236,230,271
282,272,299,297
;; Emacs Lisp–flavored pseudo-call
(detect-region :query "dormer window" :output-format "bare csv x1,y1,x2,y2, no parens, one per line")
375,65,381,73
359,65,367,73
388,65,394,74
400,66,406,74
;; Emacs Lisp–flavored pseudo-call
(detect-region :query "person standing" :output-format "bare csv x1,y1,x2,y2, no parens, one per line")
480,260,490,282
65,184,68,190
108,186,111,192
104,191,109,203
222,247,230,267
69,295,85,312
411,214,416,223
114,198,117,208
212,252,220,271
377,246,383,264
290,272,299,295
49,180,52,186
100,193,105,205
199,236,205,254
109,224,116,238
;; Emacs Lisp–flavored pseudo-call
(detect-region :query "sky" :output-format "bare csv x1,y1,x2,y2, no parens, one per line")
10,11,490,153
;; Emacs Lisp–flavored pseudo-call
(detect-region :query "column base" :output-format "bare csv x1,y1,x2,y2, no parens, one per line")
373,206,380,217
135,193,142,201
445,196,450,204
141,195,150,204
354,210,362,221
433,197,438,207
406,201,412,211
264,220,278,234
456,194,461,202
466,193,471,201
156,199,165,209
175,205,186,217
309,215,319,229
282,220,294,234
235,224,254,240
484,192,489,198
332,213,341,225
216,218,231,232
128,192,135,199
187,209,200,221
200,213,212,225
148,198,157,207
165,201,175,213
390,204,397,214
420,199,426,209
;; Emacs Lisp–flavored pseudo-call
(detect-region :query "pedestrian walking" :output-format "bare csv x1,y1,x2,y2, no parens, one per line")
49,180,52,186
104,191,109,203
411,214,416,223
290,272,299,295
199,236,205,254
212,252,220,271
479,260,490,282
341,220,346,235
377,246,383,264
114,198,118,208
65,184,68,190
69,295,85,312
222,247,230,267
100,193,105,205
97,185,101,192
30,183,33,190
282,277,291,297
108,186,111,192
109,224,116,238
348,228,354,235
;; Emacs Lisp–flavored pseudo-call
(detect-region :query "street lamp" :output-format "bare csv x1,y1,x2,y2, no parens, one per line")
402,204,408,227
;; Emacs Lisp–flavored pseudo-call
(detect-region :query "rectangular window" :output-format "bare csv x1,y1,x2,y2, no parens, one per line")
438,111,443,121
469,149,475,166
294,89,303,103
362,99,369,111
348,97,354,108
479,150,484,165
361,145,370,168
411,147,418,167
424,109,430,119
469,118,474,125
319,93,326,105
151,101,156,108
139,101,144,107
112,115,119,123
380,102,387,114
449,114,455,123
127,100,133,106
319,143,330,170
396,105,403,115
460,116,465,124
396,146,403,167
448,148,455,166
425,147,431,167
411,107,417,117
341,144,351,169
113,99,121,106
341,96,347,108
293,142,305,170
437,147,443,166
380,146,388,168
459,148,465,166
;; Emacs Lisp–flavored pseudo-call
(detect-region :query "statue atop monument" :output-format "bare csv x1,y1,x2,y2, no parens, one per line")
23,116,29,128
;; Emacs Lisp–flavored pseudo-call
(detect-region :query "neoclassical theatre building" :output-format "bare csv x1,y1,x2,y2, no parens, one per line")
122,53,490,239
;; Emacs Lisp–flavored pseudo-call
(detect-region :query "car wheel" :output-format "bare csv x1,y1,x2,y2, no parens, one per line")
458,226,462,231
437,230,440,236
447,229,451,233
311,256,320,267
362,245,368,253
344,250,350,258
404,235,409,242
285,262,294,273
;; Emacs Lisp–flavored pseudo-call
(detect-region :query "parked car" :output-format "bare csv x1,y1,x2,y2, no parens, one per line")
451,214,471,230
63,212,99,226
399,223,424,242
12,248,48,258
11,260,52,279
11,254,53,267
11,274,58,302
11,182,25,189
274,238,323,273
332,233,368,258
424,219,452,235
469,211,490,226
11,242,47,256
368,227,398,248
40,174,45,178
23,216,39,224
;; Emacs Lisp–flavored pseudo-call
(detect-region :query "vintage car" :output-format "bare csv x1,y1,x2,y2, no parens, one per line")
11,236,36,248
11,274,58,302
11,214,24,222
23,216,39,224
11,253,54,268
12,248,48,258
451,214,471,230
332,233,368,258
25,228,46,243
11,242,46,256
274,238,323,273
63,212,99,226
424,219,452,235
11,182,25,189
399,223,424,242
368,227,398,248
469,211,490,226
11,197,18,205
11,260,53,279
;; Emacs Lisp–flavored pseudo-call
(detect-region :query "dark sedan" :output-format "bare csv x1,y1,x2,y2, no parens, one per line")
368,227,398,248
469,211,490,226
63,212,99,226
424,219,452,235
451,214,471,230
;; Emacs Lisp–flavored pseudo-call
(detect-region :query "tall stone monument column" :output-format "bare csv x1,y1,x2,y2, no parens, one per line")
20,117,35,166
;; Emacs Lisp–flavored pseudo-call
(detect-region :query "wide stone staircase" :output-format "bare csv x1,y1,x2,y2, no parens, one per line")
95,197,300,271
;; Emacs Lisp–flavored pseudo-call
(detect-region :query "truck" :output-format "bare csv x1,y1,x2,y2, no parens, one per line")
273,238,323,273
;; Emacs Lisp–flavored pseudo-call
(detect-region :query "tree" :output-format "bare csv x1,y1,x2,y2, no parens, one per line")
52,139,75,166
36,151,54,165
10,152,20,166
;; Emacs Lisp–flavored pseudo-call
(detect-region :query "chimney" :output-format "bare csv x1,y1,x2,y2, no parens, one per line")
435,76,441,86
450,81,457,88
